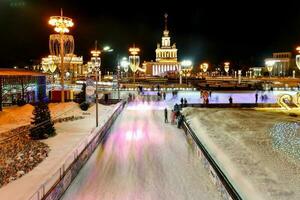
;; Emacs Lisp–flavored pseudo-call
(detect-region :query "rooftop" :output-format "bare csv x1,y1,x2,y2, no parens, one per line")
0,69,45,77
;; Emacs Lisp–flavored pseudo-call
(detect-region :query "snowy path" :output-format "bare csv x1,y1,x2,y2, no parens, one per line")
61,102,221,200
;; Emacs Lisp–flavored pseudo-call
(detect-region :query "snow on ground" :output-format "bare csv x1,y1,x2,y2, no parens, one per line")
183,107,300,200
62,101,222,200
0,103,119,200
0,102,82,134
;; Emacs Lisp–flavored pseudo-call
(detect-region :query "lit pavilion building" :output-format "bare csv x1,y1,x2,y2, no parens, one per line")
143,14,181,76
40,54,87,82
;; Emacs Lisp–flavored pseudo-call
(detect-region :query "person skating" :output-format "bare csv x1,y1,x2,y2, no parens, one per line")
163,92,166,100
164,108,168,123
184,98,187,107
180,98,184,106
255,93,258,103
229,96,233,104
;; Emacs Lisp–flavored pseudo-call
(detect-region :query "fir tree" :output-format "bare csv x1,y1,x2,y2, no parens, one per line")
30,99,55,139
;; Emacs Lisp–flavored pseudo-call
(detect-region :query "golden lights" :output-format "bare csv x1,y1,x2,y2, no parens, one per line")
49,10,74,34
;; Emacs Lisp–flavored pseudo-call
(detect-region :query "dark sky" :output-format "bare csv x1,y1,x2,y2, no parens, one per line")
1,0,300,71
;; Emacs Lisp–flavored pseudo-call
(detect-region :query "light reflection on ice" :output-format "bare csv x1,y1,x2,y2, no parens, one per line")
126,130,143,141
269,122,300,161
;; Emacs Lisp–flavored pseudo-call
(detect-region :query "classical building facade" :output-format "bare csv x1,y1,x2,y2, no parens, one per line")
264,52,296,76
143,14,181,76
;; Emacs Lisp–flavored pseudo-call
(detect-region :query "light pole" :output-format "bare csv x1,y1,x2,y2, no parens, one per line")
200,63,209,78
296,47,300,72
181,60,192,85
49,9,74,103
224,62,230,76
90,42,113,127
120,57,130,79
265,60,275,79
129,45,140,86
91,41,101,127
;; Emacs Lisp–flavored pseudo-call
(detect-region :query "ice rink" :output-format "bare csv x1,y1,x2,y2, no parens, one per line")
61,101,221,200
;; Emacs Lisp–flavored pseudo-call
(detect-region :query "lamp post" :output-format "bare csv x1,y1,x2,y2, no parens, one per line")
49,9,74,103
90,42,113,127
120,57,129,79
200,63,209,73
117,64,121,101
129,45,140,85
181,60,192,85
265,60,275,79
200,63,209,78
224,62,230,76
91,41,101,127
296,47,300,72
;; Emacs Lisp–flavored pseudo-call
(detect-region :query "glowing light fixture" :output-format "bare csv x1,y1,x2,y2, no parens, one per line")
200,63,209,72
120,57,130,73
224,62,230,73
296,47,300,70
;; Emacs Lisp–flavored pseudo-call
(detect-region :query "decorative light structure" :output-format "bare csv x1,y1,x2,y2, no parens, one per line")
181,60,193,85
129,45,140,84
121,57,130,79
296,47,300,70
48,9,74,102
224,62,230,75
200,63,209,73
265,60,276,78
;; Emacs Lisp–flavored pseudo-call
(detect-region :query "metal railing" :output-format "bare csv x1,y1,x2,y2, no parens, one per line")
28,101,126,200
182,116,242,200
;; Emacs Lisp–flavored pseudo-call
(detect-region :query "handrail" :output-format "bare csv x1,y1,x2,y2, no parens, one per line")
182,116,242,200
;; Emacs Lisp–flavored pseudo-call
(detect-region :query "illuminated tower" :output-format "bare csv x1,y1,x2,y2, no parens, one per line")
155,13,178,63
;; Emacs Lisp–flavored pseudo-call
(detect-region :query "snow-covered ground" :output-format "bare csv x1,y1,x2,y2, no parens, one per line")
62,101,222,200
0,102,83,134
183,108,300,200
0,103,119,200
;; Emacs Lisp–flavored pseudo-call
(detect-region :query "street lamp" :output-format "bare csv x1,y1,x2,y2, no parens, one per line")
296,47,300,71
181,60,193,85
224,62,230,76
120,57,130,78
200,63,209,73
90,41,113,127
265,60,276,78
48,9,74,102
129,45,140,85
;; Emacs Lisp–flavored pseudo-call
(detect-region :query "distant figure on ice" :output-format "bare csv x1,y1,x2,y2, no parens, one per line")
229,96,233,104
171,109,176,124
164,108,168,123
184,98,187,107
255,93,258,103
177,114,184,128
157,92,161,101
209,90,212,97
163,92,166,100
180,97,184,106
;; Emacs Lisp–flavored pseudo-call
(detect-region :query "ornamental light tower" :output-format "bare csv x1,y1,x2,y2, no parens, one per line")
224,62,230,76
48,9,74,102
296,47,300,71
129,45,140,84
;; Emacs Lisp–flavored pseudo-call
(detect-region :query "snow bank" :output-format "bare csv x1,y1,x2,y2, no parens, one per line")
0,102,82,133
183,107,300,200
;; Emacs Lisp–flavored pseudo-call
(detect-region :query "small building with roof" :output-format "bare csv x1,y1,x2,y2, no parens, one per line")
0,69,46,111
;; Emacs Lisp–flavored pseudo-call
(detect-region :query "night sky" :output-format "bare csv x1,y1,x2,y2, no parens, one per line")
1,0,300,71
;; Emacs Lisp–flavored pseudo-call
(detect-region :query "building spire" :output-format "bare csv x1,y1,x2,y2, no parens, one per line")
163,13,169,37
164,13,168,31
